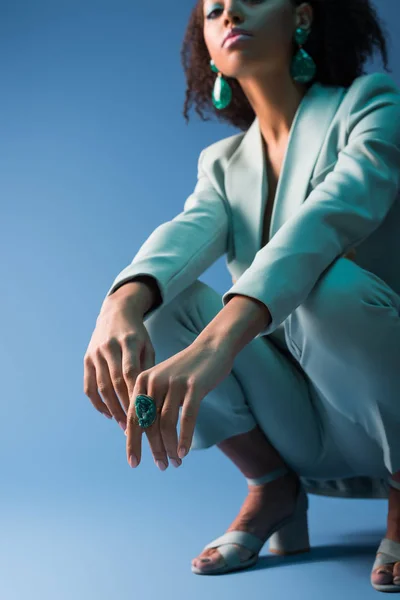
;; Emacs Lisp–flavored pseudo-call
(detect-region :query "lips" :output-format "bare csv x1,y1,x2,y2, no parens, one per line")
222,28,253,47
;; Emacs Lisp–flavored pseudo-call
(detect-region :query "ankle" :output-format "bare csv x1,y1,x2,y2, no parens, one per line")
217,427,292,481
247,471,299,498
245,466,289,487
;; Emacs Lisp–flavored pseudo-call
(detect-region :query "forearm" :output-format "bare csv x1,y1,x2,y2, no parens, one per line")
106,276,162,316
195,294,272,358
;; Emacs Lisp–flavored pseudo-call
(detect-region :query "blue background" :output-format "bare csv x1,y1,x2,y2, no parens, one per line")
1,1,399,598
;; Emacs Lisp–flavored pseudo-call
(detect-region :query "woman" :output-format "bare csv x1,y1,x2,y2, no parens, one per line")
84,0,400,592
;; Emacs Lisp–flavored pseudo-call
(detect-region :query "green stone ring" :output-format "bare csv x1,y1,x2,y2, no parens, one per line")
135,394,158,428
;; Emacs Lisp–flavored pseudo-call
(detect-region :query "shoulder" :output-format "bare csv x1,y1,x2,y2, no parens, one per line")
342,72,400,114
348,71,399,96
335,73,400,147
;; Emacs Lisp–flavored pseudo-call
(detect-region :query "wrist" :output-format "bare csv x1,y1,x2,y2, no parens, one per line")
108,278,160,316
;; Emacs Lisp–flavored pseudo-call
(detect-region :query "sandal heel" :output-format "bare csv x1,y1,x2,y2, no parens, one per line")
269,510,310,556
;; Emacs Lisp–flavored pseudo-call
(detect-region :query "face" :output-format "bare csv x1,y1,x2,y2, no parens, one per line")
202,0,312,80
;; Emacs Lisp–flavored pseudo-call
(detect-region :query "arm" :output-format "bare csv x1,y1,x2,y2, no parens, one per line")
196,293,272,358
103,150,230,320
105,276,162,316
198,246,357,358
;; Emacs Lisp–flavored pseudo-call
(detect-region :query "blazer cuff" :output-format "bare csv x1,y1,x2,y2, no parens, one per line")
106,264,165,320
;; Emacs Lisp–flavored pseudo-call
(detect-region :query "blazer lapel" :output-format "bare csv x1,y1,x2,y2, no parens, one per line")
225,82,346,268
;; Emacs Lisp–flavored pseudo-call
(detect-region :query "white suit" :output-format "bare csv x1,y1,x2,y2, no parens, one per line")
106,73,400,499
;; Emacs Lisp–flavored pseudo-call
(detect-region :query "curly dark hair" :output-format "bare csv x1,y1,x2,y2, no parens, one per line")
181,0,391,131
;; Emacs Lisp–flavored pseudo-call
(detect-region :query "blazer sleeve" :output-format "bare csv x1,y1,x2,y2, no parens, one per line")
222,73,400,336
104,150,230,319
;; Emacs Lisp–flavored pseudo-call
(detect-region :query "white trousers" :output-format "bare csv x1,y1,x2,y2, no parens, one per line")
144,257,400,489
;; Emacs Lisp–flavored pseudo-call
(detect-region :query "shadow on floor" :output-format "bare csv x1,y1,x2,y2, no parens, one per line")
232,529,388,576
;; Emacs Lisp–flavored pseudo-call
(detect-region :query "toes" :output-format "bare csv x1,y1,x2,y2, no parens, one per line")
371,570,393,585
372,566,394,587
371,561,400,588
192,550,224,570
393,561,400,585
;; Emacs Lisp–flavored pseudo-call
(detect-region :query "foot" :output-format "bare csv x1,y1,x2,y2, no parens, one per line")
191,472,299,573
371,482,400,588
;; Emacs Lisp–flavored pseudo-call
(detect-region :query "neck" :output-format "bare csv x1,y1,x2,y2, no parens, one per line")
238,71,309,148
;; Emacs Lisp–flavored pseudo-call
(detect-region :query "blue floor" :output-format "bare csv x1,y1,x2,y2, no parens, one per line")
0,429,390,600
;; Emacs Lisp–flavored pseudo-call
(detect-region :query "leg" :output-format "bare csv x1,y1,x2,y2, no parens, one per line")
191,425,301,572
371,470,400,588
285,257,400,590
145,279,325,476
285,256,400,476
144,280,326,574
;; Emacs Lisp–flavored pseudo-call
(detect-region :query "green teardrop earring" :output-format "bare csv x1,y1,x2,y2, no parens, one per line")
290,27,316,83
210,59,232,110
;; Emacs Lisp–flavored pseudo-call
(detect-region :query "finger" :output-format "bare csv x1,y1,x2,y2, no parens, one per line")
128,337,155,394
143,374,171,469
159,380,183,465
178,383,202,460
93,350,127,430
83,357,113,419
145,378,181,467
120,336,148,406
126,374,148,467
143,412,169,470
101,343,130,415
123,342,155,435
123,341,156,438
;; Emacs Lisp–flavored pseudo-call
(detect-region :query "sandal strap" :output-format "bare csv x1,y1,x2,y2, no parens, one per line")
373,551,400,571
246,467,289,487
204,530,265,555
373,538,400,571
378,538,400,558
215,544,243,569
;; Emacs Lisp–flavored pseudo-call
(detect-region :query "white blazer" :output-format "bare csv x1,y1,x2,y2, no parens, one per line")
107,72,400,337
106,73,400,498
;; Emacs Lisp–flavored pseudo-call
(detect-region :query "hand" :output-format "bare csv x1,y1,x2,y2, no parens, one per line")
126,339,235,470
83,294,156,433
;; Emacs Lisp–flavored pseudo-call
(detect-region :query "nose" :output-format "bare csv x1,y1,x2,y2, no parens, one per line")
223,0,245,24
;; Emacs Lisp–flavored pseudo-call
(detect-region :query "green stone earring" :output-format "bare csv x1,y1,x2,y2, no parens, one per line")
210,59,232,110
290,27,316,83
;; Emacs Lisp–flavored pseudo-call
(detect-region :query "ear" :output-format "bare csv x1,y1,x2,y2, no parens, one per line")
296,2,313,30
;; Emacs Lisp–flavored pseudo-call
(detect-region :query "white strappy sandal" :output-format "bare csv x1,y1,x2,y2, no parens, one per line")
191,467,310,575
371,477,400,593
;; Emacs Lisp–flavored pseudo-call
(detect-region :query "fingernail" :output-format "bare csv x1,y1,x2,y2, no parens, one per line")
129,455,138,468
170,458,182,468
178,447,187,459
156,460,167,471
104,413,113,420
118,421,127,432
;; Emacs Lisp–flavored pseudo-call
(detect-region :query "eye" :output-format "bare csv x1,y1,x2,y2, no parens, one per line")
205,6,222,20
205,0,263,19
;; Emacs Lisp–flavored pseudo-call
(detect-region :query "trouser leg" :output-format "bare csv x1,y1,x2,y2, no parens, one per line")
284,256,400,476
144,279,326,477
